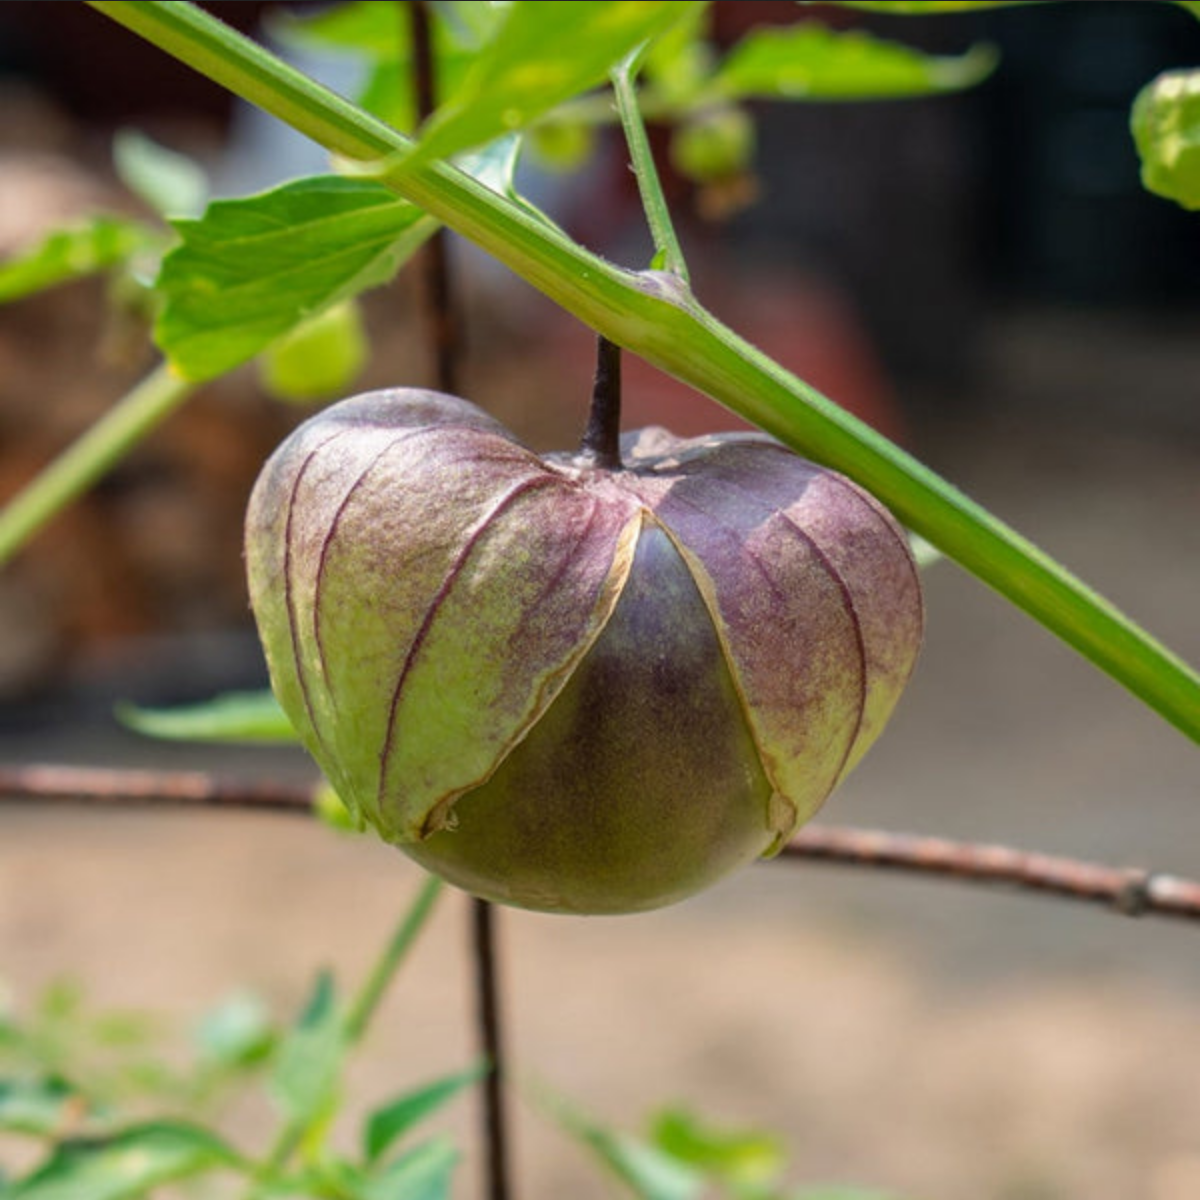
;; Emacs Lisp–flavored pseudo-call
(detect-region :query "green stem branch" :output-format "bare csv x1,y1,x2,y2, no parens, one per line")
0,364,193,567
345,873,443,1044
611,50,689,280
83,1,1200,744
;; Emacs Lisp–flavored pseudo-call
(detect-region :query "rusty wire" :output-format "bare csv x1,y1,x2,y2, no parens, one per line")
3,762,1200,925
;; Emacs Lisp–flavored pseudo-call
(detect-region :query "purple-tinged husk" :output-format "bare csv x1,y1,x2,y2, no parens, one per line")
245,389,923,914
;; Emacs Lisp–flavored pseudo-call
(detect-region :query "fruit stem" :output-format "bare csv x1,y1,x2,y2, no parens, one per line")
579,335,623,470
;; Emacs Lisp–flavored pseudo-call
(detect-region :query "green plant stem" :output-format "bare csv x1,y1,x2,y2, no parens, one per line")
84,1,1200,744
344,873,443,1044
611,50,689,280
0,363,193,568
248,874,444,1192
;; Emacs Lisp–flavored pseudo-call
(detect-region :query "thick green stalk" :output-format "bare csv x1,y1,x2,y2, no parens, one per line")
85,1,1200,743
0,363,193,567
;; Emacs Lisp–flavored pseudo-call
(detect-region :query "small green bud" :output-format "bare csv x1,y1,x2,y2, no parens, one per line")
258,301,369,404
245,389,922,914
670,107,756,184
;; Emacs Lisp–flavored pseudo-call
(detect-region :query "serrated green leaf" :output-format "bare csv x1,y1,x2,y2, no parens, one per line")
117,690,300,744
154,175,436,381
257,299,369,403
113,130,208,218
364,1137,459,1200
0,1078,85,1138
413,1,701,164
6,1121,244,1200
269,972,345,1127
713,23,996,101
1131,69,1200,210
364,1064,485,1163
650,1108,785,1189
0,218,151,304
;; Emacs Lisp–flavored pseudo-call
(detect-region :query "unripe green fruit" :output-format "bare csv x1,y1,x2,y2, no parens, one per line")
1131,69,1200,211
245,389,923,914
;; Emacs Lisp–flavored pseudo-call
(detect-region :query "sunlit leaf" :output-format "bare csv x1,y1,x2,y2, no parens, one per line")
1131,69,1200,210
6,1121,244,1199
650,1108,786,1189
117,690,300,743
0,218,151,304
713,23,996,101
154,175,436,381
363,1064,485,1162
413,1,701,163
113,130,208,218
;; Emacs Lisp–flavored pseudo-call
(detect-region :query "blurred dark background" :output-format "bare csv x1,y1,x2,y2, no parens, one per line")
2,6,1200,1198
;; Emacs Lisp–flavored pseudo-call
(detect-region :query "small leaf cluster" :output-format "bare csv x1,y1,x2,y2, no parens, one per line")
0,885,474,1200
550,1095,903,1200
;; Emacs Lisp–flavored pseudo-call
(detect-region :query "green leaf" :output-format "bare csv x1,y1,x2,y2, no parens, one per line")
650,1108,786,1189
433,1,511,48
363,1064,485,1163
117,690,300,743
413,1,701,163
257,299,370,403
1180,1,1200,19
194,992,275,1069
271,1,481,133
542,1092,705,1200
154,174,436,381
713,23,996,101
113,130,208,218
0,218,151,304
364,1137,459,1200
1131,69,1200,210
269,971,345,1127
0,1078,85,1138
6,1121,244,1200
643,2,715,108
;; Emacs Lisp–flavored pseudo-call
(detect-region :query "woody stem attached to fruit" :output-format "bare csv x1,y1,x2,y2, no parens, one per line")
578,336,624,471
